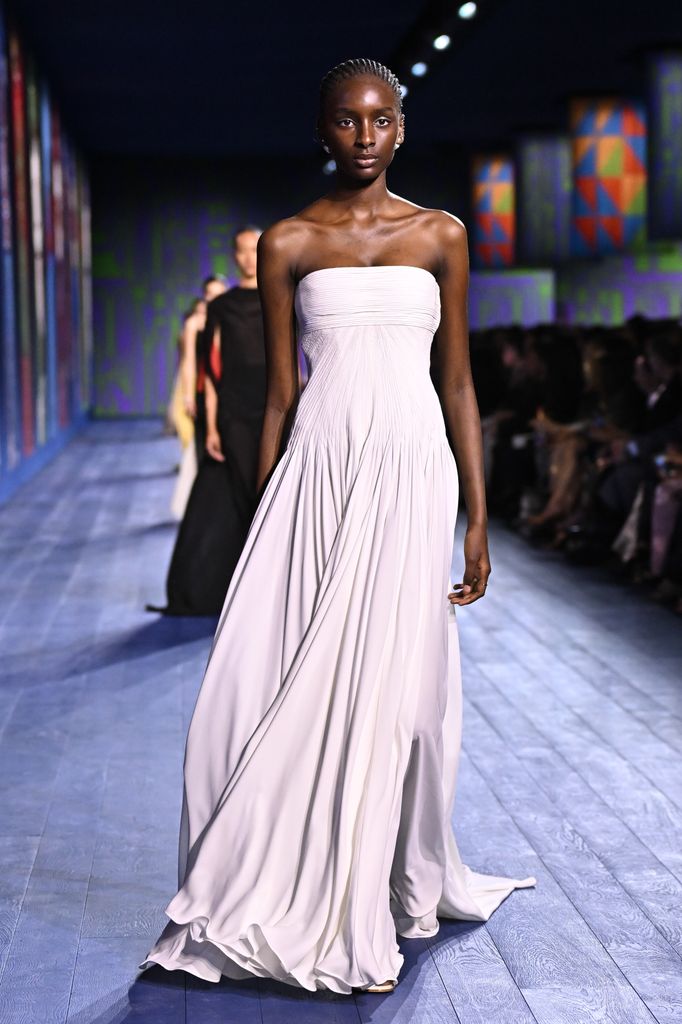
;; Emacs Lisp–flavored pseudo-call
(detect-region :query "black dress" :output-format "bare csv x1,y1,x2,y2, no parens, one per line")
161,287,266,616
192,321,208,466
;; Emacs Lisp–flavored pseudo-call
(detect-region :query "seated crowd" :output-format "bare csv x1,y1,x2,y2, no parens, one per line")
464,315,682,615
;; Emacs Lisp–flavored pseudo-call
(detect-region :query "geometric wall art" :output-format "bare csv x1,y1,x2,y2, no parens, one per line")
91,154,322,416
472,155,515,268
517,135,572,266
557,241,682,323
648,52,682,240
468,269,554,327
570,98,647,257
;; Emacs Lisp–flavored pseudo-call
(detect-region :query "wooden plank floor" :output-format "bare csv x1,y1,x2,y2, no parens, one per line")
0,419,680,1024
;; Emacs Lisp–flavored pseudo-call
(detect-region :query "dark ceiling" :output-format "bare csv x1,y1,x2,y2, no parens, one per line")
9,0,682,158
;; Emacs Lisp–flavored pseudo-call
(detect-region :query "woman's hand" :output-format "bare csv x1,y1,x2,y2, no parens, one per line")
448,523,491,606
206,429,225,462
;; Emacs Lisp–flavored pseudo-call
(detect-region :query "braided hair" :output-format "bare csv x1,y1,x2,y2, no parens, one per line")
319,58,403,115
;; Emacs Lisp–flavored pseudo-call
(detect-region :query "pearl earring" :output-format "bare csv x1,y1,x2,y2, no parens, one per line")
321,141,330,153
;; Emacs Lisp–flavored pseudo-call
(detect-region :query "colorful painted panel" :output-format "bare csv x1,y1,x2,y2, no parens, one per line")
8,25,33,455
570,98,647,257
0,1,91,503
648,53,682,241
469,270,554,328
517,135,571,266
472,156,515,268
0,3,20,477
40,82,57,438
557,242,682,324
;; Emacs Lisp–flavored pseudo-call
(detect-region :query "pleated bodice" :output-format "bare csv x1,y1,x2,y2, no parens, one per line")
292,265,446,446
295,264,440,334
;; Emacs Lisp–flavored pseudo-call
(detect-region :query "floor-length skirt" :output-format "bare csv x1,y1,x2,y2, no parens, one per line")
141,265,536,991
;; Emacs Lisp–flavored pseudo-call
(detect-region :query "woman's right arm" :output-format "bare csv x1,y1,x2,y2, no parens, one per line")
256,224,300,492
205,375,224,462
180,316,197,417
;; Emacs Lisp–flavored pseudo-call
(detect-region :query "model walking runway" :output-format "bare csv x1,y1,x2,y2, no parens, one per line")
141,266,535,991
1,421,681,1022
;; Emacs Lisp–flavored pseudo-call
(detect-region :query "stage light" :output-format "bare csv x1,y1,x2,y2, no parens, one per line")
411,61,428,77
433,34,451,50
458,2,477,18
399,83,409,99
322,159,336,175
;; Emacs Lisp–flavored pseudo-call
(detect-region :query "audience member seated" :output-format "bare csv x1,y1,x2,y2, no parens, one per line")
471,316,682,614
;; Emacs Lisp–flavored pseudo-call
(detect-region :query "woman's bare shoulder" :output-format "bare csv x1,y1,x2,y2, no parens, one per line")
258,201,328,268
387,196,468,273
398,198,466,237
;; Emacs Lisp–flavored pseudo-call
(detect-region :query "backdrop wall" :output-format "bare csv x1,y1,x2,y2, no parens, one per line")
556,241,682,324
0,2,91,503
91,135,682,422
469,271,554,327
91,149,466,416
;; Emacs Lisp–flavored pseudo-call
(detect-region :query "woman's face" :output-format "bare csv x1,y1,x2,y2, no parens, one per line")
319,75,404,180
234,230,259,280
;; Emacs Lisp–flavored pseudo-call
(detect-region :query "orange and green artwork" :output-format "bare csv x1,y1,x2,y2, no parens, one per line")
472,156,515,268
570,99,647,256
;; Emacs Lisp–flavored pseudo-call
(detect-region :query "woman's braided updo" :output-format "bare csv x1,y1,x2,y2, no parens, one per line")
319,58,403,116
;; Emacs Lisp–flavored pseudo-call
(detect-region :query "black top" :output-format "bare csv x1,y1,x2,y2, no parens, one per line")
205,287,266,422
162,287,267,615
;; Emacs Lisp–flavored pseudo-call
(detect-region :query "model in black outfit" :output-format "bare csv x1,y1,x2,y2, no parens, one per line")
150,228,266,616
204,227,265,509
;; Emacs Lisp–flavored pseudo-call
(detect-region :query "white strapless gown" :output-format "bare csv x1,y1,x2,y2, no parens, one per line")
140,266,536,993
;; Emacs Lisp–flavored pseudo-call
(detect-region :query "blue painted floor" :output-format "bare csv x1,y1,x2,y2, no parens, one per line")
1,419,681,1024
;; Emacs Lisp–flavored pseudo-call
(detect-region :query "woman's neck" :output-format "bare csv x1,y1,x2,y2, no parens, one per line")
327,172,392,218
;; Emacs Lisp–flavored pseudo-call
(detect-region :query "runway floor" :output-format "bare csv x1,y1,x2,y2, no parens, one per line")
0,419,681,1024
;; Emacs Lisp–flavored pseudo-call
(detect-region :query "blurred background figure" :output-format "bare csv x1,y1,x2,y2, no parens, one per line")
193,276,229,464
169,296,206,519
168,277,226,520
485,327,542,519
469,317,682,611
148,226,266,616
204,227,263,482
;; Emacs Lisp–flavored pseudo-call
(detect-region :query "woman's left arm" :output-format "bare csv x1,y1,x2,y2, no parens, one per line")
434,213,491,606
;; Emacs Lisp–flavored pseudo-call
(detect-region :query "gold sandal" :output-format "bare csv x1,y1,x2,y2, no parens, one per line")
364,980,397,993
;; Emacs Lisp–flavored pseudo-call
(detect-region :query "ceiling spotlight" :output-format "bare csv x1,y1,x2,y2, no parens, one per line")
458,2,477,18
411,61,428,77
399,83,409,99
433,34,451,50
322,159,336,175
